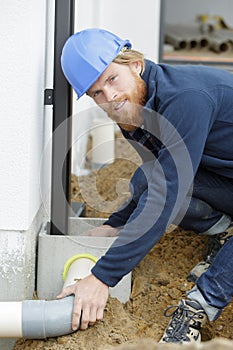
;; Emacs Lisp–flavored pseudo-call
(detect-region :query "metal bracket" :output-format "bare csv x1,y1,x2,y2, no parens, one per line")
70,202,86,217
44,89,54,105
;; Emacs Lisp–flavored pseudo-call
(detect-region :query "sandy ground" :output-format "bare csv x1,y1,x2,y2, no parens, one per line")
14,133,233,349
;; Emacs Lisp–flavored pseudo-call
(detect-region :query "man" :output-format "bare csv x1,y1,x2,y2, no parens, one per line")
57,28,233,343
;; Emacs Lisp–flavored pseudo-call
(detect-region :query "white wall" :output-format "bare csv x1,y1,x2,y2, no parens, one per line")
75,0,161,61
0,0,162,230
0,1,47,230
164,0,233,26
71,0,161,174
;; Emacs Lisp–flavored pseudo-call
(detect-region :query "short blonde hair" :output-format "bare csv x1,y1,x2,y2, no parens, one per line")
113,47,145,75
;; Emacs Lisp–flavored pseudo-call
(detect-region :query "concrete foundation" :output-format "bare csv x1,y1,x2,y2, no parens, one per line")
37,217,132,303
0,205,44,349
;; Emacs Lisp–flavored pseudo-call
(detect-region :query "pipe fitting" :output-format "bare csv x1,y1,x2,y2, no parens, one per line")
62,253,98,288
0,253,98,339
22,296,75,339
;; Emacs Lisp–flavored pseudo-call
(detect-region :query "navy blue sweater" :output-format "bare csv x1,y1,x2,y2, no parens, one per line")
91,60,233,287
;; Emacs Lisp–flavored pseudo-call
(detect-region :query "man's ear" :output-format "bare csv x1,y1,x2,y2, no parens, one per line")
130,60,143,76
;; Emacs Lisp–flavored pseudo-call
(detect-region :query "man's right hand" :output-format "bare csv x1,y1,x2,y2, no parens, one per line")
57,273,109,330
57,225,117,330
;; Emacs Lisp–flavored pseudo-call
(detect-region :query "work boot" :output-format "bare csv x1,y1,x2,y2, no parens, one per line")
160,299,207,344
187,224,233,282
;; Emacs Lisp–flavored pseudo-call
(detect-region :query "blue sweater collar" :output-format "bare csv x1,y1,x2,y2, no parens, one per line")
142,59,158,110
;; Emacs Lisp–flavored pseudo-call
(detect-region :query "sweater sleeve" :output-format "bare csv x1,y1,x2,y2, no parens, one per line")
92,90,215,287
103,196,137,228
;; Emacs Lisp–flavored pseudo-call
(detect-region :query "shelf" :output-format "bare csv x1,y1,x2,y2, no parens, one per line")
161,48,233,70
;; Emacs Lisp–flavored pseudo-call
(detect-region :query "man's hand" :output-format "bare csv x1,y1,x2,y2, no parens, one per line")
83,224,120,237
56,274,109,330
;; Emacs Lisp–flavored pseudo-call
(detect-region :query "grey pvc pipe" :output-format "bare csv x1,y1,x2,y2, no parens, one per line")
22,295,75,339
165,25,210,50
209,38,230,52
165,33,188,50
0,255,96,339
0,296,75,339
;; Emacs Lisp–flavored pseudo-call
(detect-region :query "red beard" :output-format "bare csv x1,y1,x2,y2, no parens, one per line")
103,74,147,131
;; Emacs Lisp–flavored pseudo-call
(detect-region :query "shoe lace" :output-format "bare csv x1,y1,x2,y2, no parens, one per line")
205,231,233,264
162,302,203,342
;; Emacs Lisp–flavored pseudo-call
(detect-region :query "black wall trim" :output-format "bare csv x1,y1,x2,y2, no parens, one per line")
50,0,74,235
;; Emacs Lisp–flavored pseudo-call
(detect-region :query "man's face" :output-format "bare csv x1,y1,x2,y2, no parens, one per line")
87,62,146,131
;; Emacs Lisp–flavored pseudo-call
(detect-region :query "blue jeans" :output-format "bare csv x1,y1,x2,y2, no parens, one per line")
178,167,233,234
130,165,233,233
187,236,233,321
130,164,233,320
